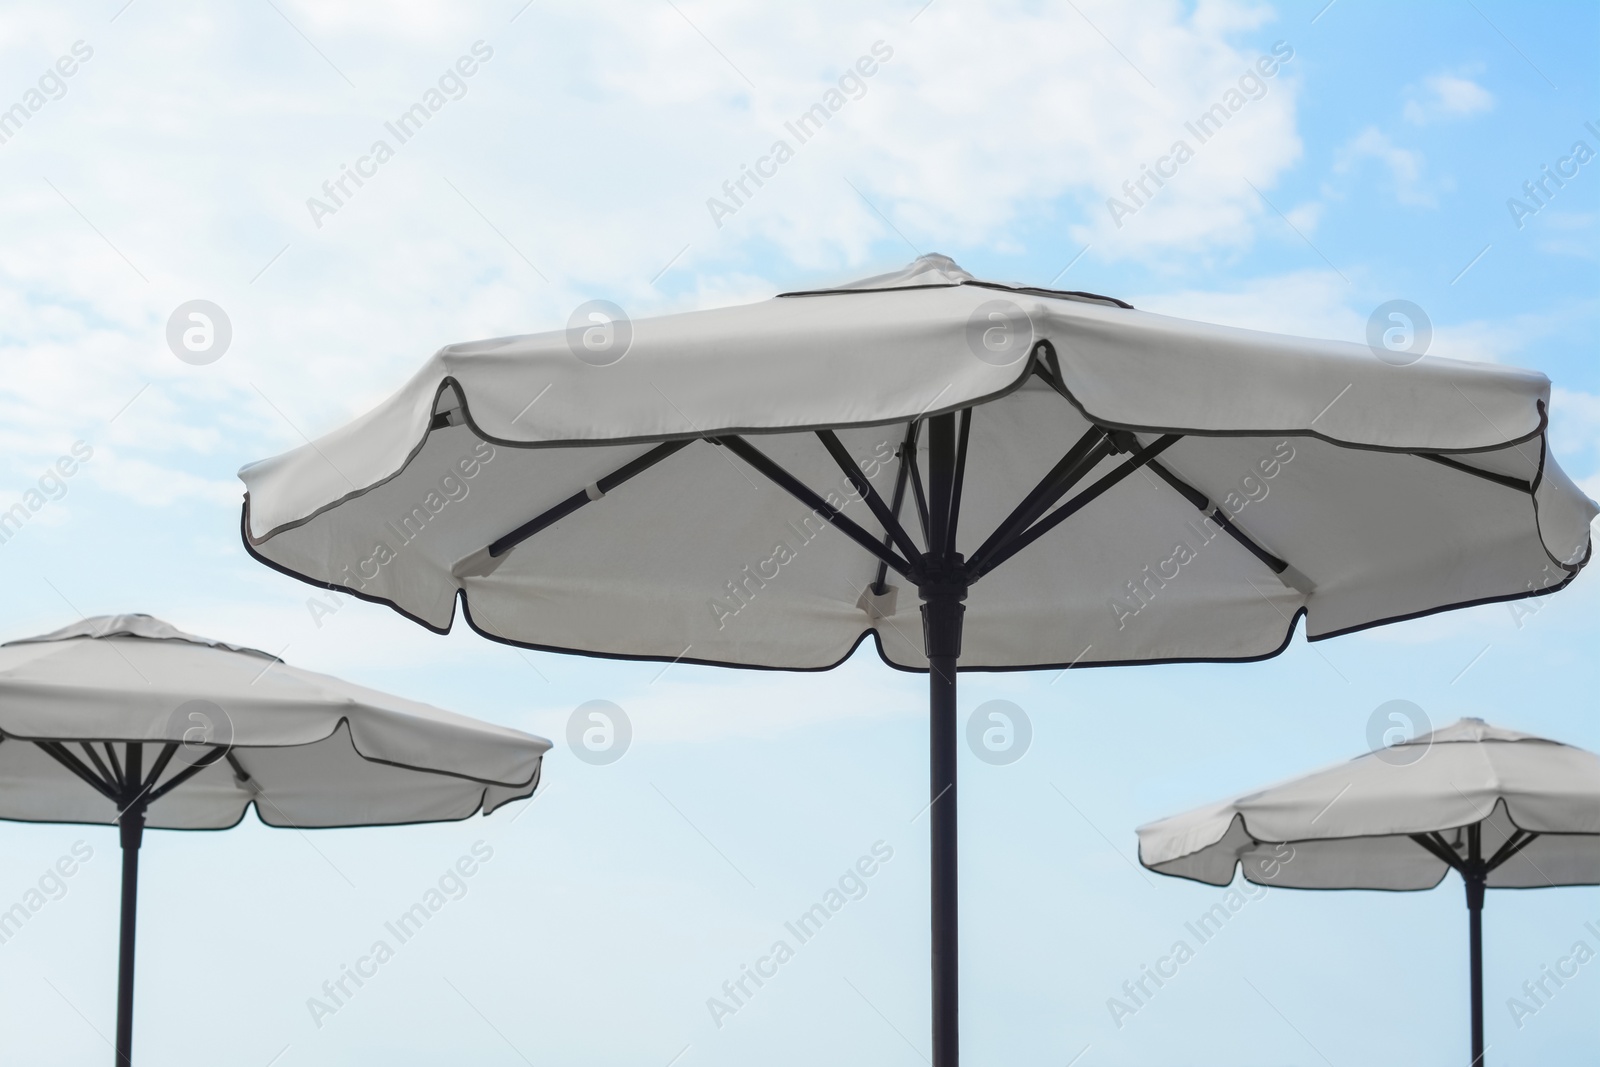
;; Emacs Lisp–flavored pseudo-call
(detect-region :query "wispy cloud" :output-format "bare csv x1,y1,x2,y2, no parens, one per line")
1403,72,1494,125
1335,126,1441,207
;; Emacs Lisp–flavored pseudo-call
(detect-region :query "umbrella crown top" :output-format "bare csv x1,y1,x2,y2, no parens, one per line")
779,253,1135,308
777,255,1139,313
821,252,975,289
3,614,275,660
1393,716,1565,749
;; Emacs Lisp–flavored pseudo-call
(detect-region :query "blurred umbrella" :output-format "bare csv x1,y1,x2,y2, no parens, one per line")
1138,717,1600,1066
0,614,549,1067
239,254,1594,1066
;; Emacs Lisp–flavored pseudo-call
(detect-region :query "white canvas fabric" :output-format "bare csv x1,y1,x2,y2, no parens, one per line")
1137,718,1600,890
238,255,1596,671
0,615,549,829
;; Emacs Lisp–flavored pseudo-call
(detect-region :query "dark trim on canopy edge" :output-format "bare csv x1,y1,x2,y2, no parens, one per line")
1141,808,1598,892
245,422,1589,670
243,359,1047,546
1306,542,1588,643
3,684,546,794
241,503,456,636
245,435,1589,677
1029,340,1553,457
0,767,540,834
452,586,1313,675
244,334,1569,548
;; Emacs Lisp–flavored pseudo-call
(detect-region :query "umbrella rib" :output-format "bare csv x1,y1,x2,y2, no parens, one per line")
145,746,229,802
967,425,1112,573
141,742,180,794
718,435,917,579
871,421,919,592
1484,829,1539,873
1409,831,1466,873
485,439,694,559
926,414,956,556
103,742,125,791
1142,456,1292,575
226,750,255,783
902,424,933,548
945,407,971,550
78,741,117,788
816,429,924,565
34,741,119,802
1419,452,1534,494
972,434,1182,580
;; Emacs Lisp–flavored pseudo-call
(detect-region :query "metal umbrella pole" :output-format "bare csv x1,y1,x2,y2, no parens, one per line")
31,739,225,1067
719,412,1179,1066
1408,821,1540,1067
919,412,967,1067
115,746,146,1067
1,616,550,1067
1466,870,1485,1066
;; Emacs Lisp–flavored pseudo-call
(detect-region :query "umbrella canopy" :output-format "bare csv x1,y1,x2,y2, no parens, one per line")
1136,718,1600,1064
239,254,1593,670
238,254,1595,1067
0,614,550,1066
0,613,547,827
1138,716,1600,889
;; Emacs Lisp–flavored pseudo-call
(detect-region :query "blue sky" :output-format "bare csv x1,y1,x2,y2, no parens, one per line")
0,1,1597,1064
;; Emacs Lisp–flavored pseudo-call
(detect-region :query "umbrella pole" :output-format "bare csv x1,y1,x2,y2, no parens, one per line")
923,587,964,1067
1464,822,1486,1067
115,767,147,1067
921,409,967,1067
1466,875,1485,1065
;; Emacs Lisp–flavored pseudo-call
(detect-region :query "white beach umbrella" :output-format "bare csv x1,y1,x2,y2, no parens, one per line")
1137,717,1600,1065
0,614,549,1066
238,254,1595,1066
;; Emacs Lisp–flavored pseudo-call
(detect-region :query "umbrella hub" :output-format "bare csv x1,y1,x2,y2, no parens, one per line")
917,554,968,661
1464,873,1486,911
118,800,147,852
916,552,968,599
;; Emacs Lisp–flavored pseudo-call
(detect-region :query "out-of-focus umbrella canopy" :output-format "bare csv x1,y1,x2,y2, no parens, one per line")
1137,717,1600,889
239,255,1594,672
0,613,551,1067
1137,717,1600,1066
0,613,548,828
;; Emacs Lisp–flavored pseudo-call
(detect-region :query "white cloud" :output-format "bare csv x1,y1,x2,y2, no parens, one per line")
0,0,1311,506
1131,268,1361,340
1403,72,1494,125
1335,126,1439,207
1551,386,1600,474
1284,199,1323,234
1428,298,1595,367
81,451,240,508
1532,209,1600,260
